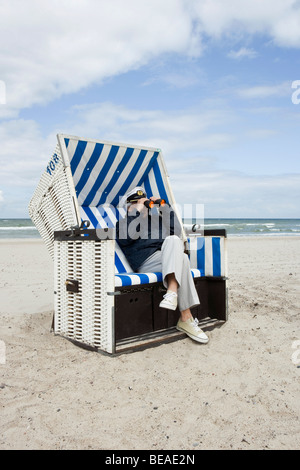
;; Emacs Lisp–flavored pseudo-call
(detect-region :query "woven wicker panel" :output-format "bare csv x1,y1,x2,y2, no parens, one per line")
28,145,77,258
54,238,115,353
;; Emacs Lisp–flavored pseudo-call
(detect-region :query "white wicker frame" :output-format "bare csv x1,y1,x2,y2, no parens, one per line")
54,236,115,353
29,137,117,353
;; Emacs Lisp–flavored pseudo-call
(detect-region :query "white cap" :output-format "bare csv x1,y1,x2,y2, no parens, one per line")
118,186,146,208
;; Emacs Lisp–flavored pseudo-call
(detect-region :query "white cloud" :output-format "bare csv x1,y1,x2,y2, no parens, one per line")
228,47,258,59
0,80,6,105
1,101,229,188
0,101,299,218
0,119,53,186
171,170,300,218
0,0,200,115
1,1,300,219
191,0,300,46
246,128,277,139
143,70,202,89
1,0,300,116
0,118,57,216
57,101,300,217
237,81,292,99
0,119,58,218
66,101,235,157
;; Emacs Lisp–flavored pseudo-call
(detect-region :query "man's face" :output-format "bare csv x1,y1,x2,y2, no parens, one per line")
128,197,148,215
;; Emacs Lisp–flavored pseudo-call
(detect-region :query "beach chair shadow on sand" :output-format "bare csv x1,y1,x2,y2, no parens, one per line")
29,134,228,354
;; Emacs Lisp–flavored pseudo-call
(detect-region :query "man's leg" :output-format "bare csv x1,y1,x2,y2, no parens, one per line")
161,236,209,343
165,273,178,294
139,237,208,343
160,236,199,313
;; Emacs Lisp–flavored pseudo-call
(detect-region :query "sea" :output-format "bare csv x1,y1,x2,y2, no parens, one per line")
0,218,300,239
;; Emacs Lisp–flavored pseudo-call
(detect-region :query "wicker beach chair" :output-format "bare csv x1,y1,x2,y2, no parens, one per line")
29,134,228,354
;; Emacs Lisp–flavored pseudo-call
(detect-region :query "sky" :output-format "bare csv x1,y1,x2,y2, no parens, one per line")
0,0,300,219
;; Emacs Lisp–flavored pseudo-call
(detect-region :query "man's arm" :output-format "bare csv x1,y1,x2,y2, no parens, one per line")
159,203,182,238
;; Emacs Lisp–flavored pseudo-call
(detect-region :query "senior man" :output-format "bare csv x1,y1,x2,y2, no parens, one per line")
116,187,209,344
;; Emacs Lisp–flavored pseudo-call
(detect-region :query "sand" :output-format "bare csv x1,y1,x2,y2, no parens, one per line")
0,236,299,450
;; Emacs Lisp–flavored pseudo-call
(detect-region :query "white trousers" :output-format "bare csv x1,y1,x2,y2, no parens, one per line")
138,235,200,312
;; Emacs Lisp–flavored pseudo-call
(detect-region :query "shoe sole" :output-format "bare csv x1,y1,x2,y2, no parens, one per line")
159,300,177,311
176,325,209,344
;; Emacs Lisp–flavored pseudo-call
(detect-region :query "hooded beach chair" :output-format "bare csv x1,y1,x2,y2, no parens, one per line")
29,134,227,354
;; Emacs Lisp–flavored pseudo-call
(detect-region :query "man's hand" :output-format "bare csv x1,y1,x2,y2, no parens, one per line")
136,197,149,211
149,196,160,203
128,197,148,214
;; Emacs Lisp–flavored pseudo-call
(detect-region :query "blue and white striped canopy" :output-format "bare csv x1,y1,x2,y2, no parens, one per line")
58,134,224,286
59,134,177,277
61,135,171,209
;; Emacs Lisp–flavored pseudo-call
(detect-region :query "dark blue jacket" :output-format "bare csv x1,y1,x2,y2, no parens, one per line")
116,204,181,272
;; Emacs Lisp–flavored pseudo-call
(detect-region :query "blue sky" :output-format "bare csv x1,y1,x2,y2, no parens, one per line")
0,0,300,218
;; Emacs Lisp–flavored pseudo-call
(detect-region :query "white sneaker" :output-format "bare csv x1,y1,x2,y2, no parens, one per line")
176,317,209,343
159,291,178,311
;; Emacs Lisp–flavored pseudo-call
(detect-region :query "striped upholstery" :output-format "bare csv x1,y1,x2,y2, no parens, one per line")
114,269,202,287
64,137,170,208
115,272,163,287
80,205,132,274
188,235,226,277
63,136,224,287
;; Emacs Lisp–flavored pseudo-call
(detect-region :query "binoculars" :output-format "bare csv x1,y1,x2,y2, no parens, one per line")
144,198,166,209
129,198,166,208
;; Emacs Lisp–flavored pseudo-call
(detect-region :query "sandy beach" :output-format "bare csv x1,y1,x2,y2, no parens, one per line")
0,236,299,450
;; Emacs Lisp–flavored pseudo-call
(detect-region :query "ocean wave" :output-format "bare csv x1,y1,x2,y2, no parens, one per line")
245,223,275,227
204,223,232,227
228,232,300,237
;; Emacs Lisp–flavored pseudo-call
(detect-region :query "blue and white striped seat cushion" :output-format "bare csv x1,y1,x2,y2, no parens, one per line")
113,236,225,287
115,269,202,287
